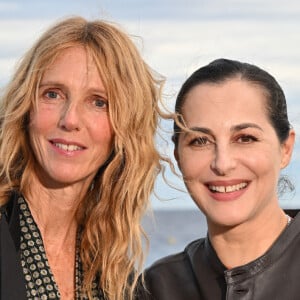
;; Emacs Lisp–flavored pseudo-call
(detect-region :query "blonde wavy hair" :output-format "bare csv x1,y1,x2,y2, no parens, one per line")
0,16,164,300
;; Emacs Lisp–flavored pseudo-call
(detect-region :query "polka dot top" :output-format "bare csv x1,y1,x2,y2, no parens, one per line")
18,196,103,299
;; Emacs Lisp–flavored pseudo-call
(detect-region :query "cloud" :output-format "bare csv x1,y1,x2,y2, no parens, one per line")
0,2,19,12
99,0,300,21
1,5,300,209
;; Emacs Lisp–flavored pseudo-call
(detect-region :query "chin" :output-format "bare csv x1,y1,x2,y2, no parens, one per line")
206,209,247,228
39,171,92,189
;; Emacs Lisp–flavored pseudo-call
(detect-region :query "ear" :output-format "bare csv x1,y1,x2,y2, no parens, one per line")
280,129,295,169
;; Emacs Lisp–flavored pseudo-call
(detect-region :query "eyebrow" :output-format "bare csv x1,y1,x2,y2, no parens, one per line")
183,127,216,140
189,127,213,135
39,81,107,96
39,82,65,89
231,123,263,132
185,123,263,136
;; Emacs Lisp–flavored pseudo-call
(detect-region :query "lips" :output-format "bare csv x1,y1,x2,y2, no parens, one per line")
50,139,86,152
54,143,83,151
205,180,250,201
208,182,248,193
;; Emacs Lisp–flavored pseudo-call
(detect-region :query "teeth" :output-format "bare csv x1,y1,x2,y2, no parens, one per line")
209,182,247,193
54,143,83,151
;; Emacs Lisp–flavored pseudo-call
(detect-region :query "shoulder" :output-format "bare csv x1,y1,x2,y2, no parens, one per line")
139,239,205,300
0,191,18,220
145,238,205,282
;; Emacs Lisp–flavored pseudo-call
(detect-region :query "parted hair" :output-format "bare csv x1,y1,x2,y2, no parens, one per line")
0,16,164,300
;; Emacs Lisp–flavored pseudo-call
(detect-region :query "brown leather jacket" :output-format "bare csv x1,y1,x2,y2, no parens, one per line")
139,211,300,300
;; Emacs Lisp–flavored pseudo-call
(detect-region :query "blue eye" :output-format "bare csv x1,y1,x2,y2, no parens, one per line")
93,98,108,108
46,91,59,99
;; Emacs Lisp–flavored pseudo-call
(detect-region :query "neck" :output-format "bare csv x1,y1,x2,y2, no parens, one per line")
208,206,288,269
23,173,91,246
20,172,91,298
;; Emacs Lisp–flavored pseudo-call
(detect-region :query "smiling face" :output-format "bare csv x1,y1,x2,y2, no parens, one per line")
29,46,114,189
175,78,294,227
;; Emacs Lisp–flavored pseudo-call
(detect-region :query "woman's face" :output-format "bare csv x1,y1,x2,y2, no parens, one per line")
175,78,294,227
29,46,114,188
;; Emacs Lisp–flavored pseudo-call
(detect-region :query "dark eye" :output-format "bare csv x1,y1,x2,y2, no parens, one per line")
190,136,211,146
236,135,258,143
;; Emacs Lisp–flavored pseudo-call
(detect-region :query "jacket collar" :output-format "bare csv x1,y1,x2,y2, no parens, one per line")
0,191,27,299
186,212,300,285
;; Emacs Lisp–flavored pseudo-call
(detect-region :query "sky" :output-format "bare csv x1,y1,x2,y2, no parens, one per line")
0,0,299,209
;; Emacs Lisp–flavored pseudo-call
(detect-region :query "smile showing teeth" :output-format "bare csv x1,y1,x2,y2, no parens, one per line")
208,182,247,193
54,143,83,152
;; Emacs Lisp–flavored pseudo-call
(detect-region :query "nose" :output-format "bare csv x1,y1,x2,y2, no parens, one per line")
58,101,81,131
210,143,237,176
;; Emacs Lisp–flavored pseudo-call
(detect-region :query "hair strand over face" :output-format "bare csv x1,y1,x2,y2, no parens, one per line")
172,58,294,194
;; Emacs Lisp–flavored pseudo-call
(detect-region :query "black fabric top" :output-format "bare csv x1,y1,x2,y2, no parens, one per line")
140,211,300,300
0,192,104,300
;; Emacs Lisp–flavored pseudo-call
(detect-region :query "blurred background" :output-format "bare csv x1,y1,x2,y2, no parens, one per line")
0,0,299,265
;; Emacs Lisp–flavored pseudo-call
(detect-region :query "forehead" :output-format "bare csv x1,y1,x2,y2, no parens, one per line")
182,78,269,124
45,46,93,72
40,46,104,88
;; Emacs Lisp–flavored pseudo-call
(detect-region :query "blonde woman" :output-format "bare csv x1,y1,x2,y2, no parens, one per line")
0,16,164,300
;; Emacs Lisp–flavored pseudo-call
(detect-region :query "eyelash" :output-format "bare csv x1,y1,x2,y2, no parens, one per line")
41,90,108,109
93,98,108,109
44,90,61,100
46,91,56,98
236,134,258,143
188,134,258,147
189,136,212,146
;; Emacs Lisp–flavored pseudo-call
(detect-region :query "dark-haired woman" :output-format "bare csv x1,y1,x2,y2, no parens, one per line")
139,59,298,300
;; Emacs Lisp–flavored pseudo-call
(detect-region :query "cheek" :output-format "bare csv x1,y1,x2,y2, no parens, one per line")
244,145,282,176
178,150,208,180
28,117,45,153
29,108,54,134
249,156,281,184
28,110,58,157
89,116,114,146
28,113,43,143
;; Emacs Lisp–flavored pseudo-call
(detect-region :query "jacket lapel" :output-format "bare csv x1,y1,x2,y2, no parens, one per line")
0,193,27,300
